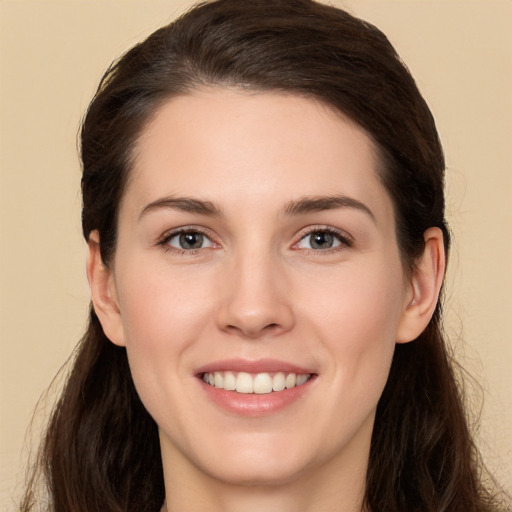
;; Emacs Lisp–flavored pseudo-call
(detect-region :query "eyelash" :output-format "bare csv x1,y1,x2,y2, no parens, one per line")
158,228,216,255
293,226,354,254
157,226,353,255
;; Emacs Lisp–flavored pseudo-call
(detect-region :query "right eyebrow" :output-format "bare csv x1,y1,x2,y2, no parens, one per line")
139,196,222,220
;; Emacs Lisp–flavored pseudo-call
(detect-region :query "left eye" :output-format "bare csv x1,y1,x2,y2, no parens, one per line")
296,230,345,250
166,231,214,250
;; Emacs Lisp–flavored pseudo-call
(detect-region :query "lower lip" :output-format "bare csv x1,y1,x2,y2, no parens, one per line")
199,376,316,417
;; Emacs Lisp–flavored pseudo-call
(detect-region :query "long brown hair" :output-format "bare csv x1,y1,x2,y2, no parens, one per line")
21,1,510,510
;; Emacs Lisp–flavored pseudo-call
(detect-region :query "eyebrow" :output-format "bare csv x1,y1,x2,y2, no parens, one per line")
282,195,375,222
139,194,375,222
139,196,222,220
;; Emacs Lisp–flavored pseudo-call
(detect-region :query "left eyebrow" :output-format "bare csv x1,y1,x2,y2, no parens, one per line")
282,195,376,222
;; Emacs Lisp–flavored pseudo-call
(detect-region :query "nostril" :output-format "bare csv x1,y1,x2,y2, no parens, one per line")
217,300,295,338
224,321,282,338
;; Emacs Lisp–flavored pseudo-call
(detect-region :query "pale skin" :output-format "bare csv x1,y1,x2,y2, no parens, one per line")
87,89,445,512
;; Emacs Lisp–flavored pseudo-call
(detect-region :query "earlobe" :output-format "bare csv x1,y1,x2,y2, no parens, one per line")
86,230,125,346
396,227,446,344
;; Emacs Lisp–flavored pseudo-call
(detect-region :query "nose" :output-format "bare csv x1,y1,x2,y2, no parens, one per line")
216,251,295,339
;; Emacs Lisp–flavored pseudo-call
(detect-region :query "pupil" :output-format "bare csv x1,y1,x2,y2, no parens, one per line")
311,232,333,249
180,232,203,249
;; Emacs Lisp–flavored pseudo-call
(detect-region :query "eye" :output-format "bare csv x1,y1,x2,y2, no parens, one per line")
295,228,351,251
165,230,214,251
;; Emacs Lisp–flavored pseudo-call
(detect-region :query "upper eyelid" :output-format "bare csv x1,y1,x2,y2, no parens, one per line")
159,225,214,241
295,225,354,243
158,228,218,254
156,225,354,249
157,228,218,253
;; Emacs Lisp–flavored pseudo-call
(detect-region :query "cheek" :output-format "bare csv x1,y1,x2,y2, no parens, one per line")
114,271,214,441
116,259,213,348
306,260,405,345
302,260,405,401
113,261,216,406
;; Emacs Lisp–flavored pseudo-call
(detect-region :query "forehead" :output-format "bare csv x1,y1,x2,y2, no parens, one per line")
124,88,393,224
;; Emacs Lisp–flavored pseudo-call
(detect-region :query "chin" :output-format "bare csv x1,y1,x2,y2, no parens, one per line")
202,455,310,488
177,428,315,487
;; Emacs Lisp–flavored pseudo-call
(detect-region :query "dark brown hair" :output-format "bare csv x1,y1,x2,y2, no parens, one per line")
21,1,510,511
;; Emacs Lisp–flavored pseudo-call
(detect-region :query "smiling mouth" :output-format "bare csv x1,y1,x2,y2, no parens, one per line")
201,371,313,394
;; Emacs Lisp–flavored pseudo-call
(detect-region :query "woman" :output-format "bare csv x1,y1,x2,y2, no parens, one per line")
20,0,510,511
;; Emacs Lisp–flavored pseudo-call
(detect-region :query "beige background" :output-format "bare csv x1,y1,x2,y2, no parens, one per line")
1,0,511,508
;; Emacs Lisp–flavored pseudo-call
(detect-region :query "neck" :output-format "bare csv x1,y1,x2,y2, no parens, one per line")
159,424,371,512
163,471,367,512
162,482,366,512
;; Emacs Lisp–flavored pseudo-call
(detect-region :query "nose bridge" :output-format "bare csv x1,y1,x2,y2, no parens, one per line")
217,240,294,338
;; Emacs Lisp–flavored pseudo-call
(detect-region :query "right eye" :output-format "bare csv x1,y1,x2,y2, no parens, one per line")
164,230,215,251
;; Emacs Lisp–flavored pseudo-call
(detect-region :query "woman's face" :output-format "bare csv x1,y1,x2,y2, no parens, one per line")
101,89,417,487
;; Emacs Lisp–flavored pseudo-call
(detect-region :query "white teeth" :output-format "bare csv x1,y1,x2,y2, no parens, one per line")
235,372,253,393
202,371,311,394
285,373,296,389
223,371,236,390
214,372,224,388
296,374,309,386
253,373,273,394
272,372,286,392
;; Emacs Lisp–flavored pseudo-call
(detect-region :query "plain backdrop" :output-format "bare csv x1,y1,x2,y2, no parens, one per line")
1,0,511,508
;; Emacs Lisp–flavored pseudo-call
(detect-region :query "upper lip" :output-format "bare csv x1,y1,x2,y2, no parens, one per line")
195,358,316,375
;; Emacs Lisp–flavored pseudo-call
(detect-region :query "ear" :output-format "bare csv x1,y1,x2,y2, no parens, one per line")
396,227,446,344
86,230,125,346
